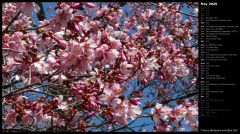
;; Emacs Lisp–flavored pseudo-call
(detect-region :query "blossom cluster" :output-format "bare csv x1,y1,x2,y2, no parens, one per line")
2,2,198,132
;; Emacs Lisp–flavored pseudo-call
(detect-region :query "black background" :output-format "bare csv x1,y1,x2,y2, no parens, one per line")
199,0,240,131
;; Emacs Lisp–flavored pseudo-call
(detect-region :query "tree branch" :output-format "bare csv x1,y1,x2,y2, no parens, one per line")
2,11,21,34
35,2,46,21
8,23,50,33
161,90,198,104
142,90,198,109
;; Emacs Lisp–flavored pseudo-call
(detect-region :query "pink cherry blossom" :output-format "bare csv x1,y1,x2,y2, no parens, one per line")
15,2,37,17
95,44,109,59
154,122,172,132
99,83,122,104
58,101,68,110
104,49,119,63
51,74,67,85
84,2,96,8
4,109,17,128
51,95,69,111
32,60,49,74
49,3,73,32
151,103,172,123
190,47,199,58
127,104,142,120
120,61,134,77
22,110,34,126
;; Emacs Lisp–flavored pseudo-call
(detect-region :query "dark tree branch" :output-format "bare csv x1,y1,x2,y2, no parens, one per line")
161,90,198,104
2,11,21,35
8,23,50,33
35,2,46,21
142,90,198,109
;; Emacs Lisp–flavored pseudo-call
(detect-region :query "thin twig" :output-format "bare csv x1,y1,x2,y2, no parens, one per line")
178,10,198,18
2,48,26,53
2,11,21,34
8,23,50,33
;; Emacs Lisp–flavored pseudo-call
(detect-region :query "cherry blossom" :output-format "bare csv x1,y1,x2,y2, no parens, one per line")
51,74,67,85
151,103,173,123
22,110,34,126
15,2,40,17
4,109,17,129
53,95,68,110
84,3,96,8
